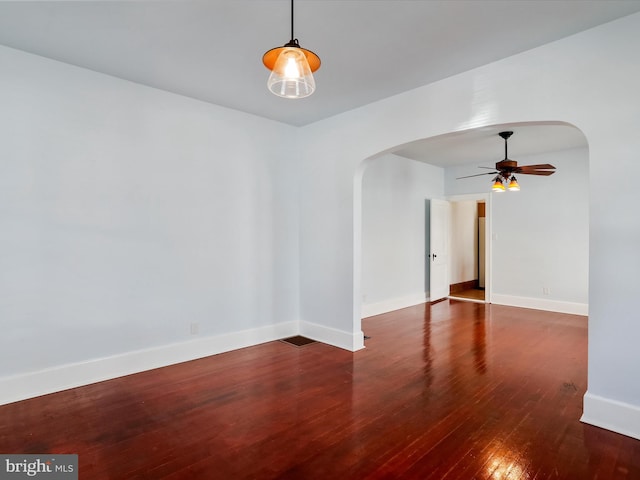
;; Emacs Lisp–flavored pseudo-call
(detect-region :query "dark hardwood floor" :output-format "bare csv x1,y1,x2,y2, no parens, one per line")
1,301,639,479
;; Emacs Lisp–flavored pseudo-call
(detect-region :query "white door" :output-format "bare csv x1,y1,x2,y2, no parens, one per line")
429,199,450,302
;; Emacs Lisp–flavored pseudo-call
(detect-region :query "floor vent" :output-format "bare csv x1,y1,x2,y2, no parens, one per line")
280,336,317,347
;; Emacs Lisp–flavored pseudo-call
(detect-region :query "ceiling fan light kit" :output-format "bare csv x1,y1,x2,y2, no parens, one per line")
457,131,556,192
263,0,320,99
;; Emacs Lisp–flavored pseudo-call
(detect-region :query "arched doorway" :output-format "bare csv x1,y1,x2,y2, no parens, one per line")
355,122,589,336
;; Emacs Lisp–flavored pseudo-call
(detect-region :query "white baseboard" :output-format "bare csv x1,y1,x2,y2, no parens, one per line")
491,294,588,316
300,320,364,352
581,391,640,440
0,321,297,406
361,293,429,318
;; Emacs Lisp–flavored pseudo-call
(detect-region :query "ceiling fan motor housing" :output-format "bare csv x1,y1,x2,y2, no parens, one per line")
496,159,517,177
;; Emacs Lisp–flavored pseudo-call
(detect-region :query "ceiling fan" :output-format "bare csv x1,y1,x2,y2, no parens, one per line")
458,131,556,191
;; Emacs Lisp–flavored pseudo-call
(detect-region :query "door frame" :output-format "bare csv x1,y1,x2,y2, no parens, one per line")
445,193,492,303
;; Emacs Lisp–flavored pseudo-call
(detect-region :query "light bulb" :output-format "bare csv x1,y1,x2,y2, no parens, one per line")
492,177,505,192
283,53,302,78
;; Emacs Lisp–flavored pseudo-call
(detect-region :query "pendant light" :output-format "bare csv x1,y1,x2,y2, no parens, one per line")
492,176,506,192
262,0,320,99
507,175,520,191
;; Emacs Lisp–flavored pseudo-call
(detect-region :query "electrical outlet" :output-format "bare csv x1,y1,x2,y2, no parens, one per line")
543,287,551,296
190,322,199,335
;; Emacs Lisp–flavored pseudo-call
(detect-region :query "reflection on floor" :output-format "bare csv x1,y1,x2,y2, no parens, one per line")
3,302,635,479
449,288,485,302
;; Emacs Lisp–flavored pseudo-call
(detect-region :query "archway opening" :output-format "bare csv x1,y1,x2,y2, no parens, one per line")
354,121,589,340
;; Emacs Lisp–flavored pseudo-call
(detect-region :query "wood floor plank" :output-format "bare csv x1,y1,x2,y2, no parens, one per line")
1,301,639,479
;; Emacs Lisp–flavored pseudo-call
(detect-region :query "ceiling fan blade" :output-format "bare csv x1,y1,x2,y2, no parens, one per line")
517,170,556,176
517,163,556,171
457,172,498,179
477,166,497,170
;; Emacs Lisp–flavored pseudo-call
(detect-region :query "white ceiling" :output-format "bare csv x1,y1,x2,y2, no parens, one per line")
0,0,631,162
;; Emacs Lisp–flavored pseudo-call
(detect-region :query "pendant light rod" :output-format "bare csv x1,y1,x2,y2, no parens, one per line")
499,131,513,160
290,0,294,41
283,0,298,48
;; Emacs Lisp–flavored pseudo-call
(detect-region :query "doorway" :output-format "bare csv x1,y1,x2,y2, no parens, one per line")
427,194,490,304
448,199,486,302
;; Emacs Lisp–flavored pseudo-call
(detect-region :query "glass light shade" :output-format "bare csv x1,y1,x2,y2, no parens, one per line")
267,47,316,99
508,176,520,191
492,177,506,192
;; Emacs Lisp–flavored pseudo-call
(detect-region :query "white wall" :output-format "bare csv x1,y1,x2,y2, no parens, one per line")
447,147,589,313
298,13,640,439
0,45,299,402
360,154,443,317
449,201,478,285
